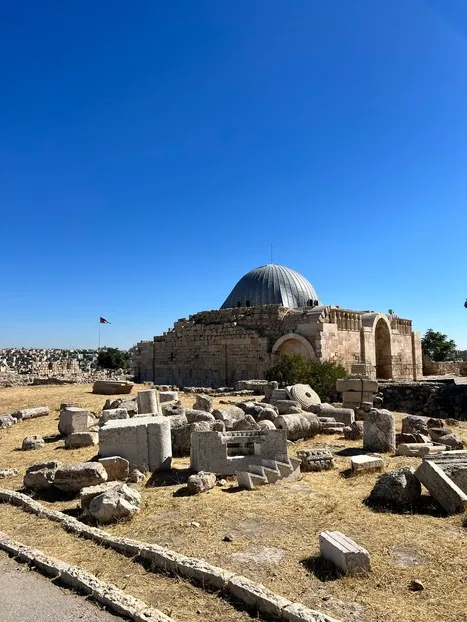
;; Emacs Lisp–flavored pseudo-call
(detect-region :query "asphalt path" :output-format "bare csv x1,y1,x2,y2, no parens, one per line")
0,551,118,621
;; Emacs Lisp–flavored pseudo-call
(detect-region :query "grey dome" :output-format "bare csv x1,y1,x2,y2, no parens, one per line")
221,264,320,309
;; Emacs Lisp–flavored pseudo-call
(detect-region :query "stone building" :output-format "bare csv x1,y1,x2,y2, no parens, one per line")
133,264,423,387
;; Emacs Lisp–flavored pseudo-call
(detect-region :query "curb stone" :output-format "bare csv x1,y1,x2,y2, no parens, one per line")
0,488,341,621
0,532,172,622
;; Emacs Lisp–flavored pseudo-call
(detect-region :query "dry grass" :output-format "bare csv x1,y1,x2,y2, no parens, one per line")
1,384,467,622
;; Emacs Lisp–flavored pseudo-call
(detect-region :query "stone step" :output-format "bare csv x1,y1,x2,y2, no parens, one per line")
249,463,281,484
236,470,268,490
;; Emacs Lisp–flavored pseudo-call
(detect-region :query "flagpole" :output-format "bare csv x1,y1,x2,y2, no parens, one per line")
98,321,101,352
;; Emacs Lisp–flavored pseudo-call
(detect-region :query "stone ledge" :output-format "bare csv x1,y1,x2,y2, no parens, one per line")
0,532,172,622
0,488,341,621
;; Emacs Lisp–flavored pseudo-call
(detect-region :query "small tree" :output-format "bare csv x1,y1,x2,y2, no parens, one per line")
97,347,128,370
264,354,309,386
421,329,457,362
265,354,347,400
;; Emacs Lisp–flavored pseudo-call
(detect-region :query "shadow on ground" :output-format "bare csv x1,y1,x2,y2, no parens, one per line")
146,468,191,488
300,555,343,582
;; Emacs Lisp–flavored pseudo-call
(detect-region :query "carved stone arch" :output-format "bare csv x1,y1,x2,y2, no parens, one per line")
272,333,316,362
361,313,393,379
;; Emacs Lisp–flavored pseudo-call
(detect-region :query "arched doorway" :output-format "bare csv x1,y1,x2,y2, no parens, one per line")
272,334,315,362
375,319,392,379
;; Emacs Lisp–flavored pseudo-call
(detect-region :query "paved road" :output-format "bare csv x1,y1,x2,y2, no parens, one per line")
0,551,117,622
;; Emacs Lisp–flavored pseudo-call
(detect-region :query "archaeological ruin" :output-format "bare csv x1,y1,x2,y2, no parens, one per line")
133,263,423,387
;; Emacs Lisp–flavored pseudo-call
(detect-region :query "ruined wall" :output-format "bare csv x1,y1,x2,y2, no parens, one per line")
423,360,467,376
134,306,288,387
133,305,421,386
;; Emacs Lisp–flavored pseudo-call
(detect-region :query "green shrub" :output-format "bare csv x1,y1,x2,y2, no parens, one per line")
265,354,347,400
97,347,128,370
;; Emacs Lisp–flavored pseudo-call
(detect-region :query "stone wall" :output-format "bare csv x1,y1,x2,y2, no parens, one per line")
422,360,467,376
134,304,421,387
379,381,467,420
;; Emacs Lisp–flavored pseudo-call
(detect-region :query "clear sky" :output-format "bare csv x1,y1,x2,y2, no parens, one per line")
1,1,467,350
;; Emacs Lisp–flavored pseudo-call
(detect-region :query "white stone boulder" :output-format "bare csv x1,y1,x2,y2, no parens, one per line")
194,394,214,413
185,409,215,423
88,483,141,524
186,471,216,495
22,435,45,451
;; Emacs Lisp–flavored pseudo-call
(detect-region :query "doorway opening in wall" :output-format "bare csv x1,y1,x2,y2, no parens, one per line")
375,319,392,379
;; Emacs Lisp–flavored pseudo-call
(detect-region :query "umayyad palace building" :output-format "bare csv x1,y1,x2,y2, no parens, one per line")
133,264,423,387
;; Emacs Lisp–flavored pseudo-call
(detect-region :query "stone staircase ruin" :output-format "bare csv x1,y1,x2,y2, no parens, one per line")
236,454,301,490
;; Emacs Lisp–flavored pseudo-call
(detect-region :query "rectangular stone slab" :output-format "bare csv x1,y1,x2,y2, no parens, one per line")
415,460,467,514
351,455,384,473
396,443,446,457
319,531,370,575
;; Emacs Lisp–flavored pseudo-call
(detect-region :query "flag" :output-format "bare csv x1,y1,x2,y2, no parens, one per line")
100,317,111,324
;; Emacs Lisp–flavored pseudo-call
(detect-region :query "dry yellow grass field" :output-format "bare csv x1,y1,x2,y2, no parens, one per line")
1,384,467,622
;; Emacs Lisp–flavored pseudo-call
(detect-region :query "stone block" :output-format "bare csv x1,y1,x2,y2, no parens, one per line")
363,409,395,453
54,462,108,493
271,400,302,415
415,459,467,513
64,432,98,448
194,394,214,413
59,407,94,436
99,416,172,472
341,391,375,403
100,408,129,424
395,443,446,457
336,378,378,393
22,435,45,450
296,449,334,472
368,466,421,508
227,575,292,618
98,456,130,481
319,531,370,575
159,391,178,403
80,482,121,509
351,455,384,473
327,408,354,426
137,389,161,414
186,471,216,494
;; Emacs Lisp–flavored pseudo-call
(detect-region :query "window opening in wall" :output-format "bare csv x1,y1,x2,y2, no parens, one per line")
245,300,251,307
226,441,255,456
237,301,242,307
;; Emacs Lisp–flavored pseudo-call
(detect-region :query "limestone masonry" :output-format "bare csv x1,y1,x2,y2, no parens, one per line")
133,263,422,387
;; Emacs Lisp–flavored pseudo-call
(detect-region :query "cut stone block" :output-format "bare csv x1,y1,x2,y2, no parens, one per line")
59,407,94,436
159,391,178,403
296,449,334,472
336,378,378,393
137,389,161,414
64,432,98,448
396,443,446,457
100,408,129,424
341,391,375,403
319,531,370,575
415,460,467,514
351,455,384,473
283,602,341,621
99,416,172,472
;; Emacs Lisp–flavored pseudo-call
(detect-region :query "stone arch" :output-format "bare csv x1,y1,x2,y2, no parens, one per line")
272,333,316,362
362,313,393,379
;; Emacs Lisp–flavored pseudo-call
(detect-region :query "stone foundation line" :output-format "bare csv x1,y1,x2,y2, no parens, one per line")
0,488,340,622
0,532,172,622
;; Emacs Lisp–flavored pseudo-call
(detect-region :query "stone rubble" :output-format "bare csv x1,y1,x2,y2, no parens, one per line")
22,435,45,451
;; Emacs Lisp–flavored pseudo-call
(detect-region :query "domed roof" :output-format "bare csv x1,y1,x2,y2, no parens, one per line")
220,264,320,309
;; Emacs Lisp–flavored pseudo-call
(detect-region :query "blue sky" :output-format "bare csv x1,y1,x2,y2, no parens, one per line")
1,1,467,350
